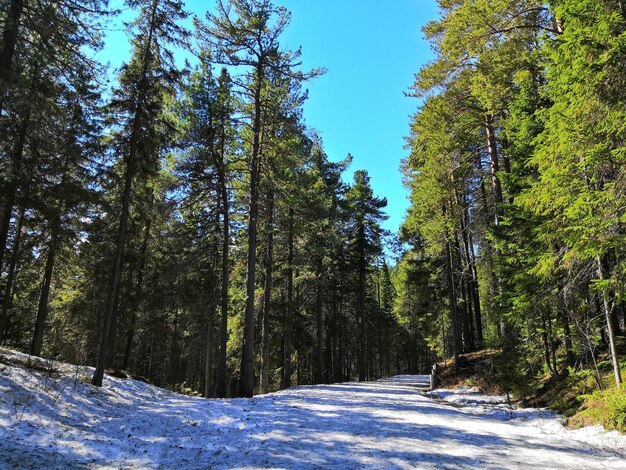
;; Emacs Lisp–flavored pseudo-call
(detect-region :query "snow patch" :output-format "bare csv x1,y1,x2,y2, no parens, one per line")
1,349,625,469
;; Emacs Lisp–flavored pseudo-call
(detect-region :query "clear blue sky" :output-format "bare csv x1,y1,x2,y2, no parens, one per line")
100,0,440,234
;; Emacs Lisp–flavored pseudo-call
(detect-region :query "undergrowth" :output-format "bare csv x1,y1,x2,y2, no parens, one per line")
568,385,626,432
438,348,626,433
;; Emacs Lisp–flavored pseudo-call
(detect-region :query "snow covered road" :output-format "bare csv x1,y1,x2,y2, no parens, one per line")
1,353,625,469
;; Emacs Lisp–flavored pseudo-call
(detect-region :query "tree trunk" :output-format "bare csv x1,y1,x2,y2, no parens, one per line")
562,312,575,368
0,204,25,341
240,66,264,398
357,221,367,381
314,256,324,384
463,196,483,344
281,208,294,389
0,113,28,278
541,312,554,376
596,256,623,385
545,309,558,375
92,160,133,386
215,208,230,396
205,204,222,397
325,312,332,383
377,317,383,378
0,0,25,83
376,266,382,378
170,307,180,386
336,267,345,383
260,190,274,394
484,113,504,223
30,217,61,357
204,303,215,398
455,231,474,352
557,286,575,367
445,240,460,368
215,114,230,397
460,274,474,351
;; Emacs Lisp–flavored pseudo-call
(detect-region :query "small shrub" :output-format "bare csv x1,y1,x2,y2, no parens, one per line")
568,384,626,433
173,382,202,397
595,360,613,371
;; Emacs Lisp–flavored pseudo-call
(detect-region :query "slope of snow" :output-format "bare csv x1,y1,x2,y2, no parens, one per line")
425,387,558,421
1,349,625,469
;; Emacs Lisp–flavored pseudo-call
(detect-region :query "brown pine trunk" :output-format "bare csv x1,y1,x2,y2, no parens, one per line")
170,307,180,386
30,217,60,357
204,303,215,398
377,319,383,378
336,267,345,383
460,275,474,351
377,267,383,378
281,208,294,389
331,297,340,382
468,239,483,343
205,214,222,397
357,221,367,382
445,240,460,368
260,190,274,394
314,256,324,384
240,65,264,398
325,312,332,383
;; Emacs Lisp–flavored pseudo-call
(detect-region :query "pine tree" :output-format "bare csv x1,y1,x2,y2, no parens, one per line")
91,0,188,386
201,0,322,397
176,54,238,396
345,170,387,381
0,0,104,352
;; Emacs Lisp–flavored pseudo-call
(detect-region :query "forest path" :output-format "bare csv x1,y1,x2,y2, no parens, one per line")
0,353,625,469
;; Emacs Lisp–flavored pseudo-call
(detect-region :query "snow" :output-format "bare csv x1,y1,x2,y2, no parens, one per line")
1,349,625,469
425,387,558,420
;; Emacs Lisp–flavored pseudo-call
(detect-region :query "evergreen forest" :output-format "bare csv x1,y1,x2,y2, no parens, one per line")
1,0,625,429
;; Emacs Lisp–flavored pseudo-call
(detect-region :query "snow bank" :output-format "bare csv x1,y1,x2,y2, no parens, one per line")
1,349,625,469
426,385,626,458
428,386,509,405
426,386,555,418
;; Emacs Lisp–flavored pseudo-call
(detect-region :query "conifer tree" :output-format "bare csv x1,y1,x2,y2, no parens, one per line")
91,0,188,386
345,170,387,381
201,0,322,397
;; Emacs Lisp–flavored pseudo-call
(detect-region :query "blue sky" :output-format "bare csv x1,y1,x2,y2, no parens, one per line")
100,0,440,234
